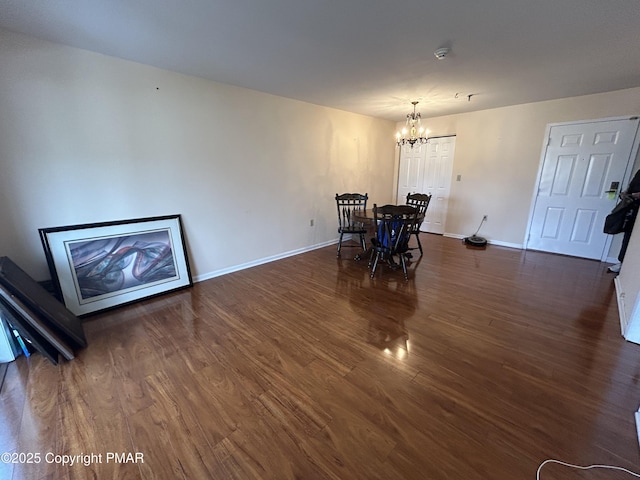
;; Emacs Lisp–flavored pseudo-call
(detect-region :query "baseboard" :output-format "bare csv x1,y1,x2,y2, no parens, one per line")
443,233,523,250
614,276,628,337
194,233,603,284
194,238,338,283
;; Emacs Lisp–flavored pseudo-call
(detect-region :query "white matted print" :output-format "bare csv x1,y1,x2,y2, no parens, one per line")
40,215,192,316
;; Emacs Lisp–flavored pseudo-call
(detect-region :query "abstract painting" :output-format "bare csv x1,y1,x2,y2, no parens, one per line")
40,215,192,316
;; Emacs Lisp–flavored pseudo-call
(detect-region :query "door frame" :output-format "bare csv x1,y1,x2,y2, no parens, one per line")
524,115,640,261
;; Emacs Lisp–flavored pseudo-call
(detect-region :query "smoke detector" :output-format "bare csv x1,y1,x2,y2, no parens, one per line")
434,47,450,60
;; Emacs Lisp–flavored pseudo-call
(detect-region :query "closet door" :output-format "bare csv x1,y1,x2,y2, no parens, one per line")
421,136,456,234
396,143,427,204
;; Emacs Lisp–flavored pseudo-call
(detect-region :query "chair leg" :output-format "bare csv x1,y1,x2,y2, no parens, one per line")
360,233,366,251
416,233,423,255
370,252,381,278
400,254,408,280
337,232,344,257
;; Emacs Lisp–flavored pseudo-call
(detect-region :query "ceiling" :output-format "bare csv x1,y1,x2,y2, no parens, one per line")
1,0,639,122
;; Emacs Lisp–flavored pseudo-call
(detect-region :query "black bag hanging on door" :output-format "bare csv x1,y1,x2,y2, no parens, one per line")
603,196,635,234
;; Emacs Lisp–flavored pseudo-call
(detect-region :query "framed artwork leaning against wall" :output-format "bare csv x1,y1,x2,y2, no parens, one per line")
40,214,192,317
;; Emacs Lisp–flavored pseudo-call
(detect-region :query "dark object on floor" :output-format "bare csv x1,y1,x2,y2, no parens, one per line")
0,304,61,365
0,257,86,348
464,216,488,247
0,256,86,364
0,288,75,360
464,235,488,247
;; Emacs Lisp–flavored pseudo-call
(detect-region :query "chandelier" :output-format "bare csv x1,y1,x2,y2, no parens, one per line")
396,101,428,147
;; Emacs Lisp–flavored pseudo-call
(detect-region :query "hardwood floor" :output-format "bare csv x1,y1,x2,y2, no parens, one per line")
2,235,640,479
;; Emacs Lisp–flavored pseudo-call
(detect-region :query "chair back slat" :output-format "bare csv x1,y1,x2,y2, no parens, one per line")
336,193,368,230
406,193,432,233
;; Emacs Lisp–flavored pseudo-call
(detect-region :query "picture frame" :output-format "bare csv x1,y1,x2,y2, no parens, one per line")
39,215,192,317
0,279,76,360
0,302,61,365
0,256,86,349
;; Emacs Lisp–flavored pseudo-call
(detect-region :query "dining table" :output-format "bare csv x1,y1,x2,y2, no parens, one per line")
353,207,425,225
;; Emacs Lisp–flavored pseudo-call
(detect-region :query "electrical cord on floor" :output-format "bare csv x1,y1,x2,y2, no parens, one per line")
537,459,640,479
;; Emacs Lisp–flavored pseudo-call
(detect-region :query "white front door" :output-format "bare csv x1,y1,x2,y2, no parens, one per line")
527,118,639,259
422,136,456,234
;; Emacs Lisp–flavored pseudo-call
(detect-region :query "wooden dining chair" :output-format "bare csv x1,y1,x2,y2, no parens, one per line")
370,204,419,280
335,193,368,257
406,193,432,255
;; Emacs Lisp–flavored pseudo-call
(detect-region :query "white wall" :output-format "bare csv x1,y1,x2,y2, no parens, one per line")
616,223,640,342
398,89,640,251
0,29,396,281
3,27,639,286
